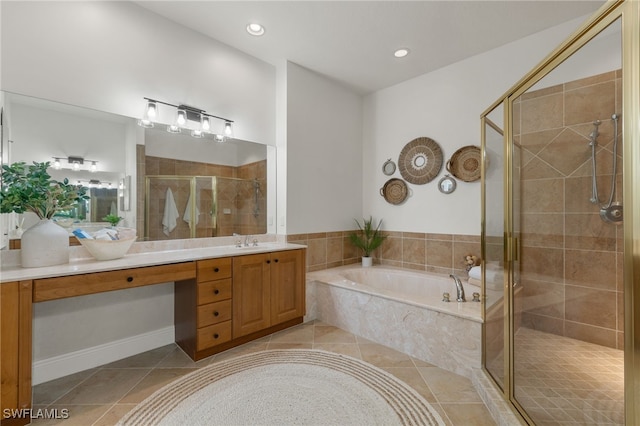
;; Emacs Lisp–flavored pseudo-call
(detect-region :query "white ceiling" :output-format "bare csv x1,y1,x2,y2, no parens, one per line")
136,1,603,94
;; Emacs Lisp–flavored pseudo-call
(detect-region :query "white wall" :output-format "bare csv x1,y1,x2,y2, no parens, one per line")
363,16,589,236
285,62,363,234
0,1,275,146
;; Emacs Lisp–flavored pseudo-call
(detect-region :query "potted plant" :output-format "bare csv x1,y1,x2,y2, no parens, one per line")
102,214,123,227
349,216,386,267
0,161,88,267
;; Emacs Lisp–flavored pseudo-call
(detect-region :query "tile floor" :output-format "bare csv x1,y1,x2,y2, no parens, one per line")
513,328,624,426
31,320,496,425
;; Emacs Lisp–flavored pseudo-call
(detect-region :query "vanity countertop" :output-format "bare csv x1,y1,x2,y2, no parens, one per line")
0,242,306,283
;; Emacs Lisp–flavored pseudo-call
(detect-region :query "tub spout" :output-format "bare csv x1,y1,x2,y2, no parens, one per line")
449,274,466,302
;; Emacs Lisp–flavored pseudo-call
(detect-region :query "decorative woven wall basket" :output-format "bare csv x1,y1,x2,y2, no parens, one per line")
380,178,409,205
446,145,481,182
397,137,443,185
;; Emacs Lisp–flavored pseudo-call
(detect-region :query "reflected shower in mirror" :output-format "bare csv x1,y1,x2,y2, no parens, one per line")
139,126,270,240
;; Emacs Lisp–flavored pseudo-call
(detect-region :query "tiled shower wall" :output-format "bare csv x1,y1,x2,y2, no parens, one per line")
514,70,623,349
287,231,480,275
135,145,266,239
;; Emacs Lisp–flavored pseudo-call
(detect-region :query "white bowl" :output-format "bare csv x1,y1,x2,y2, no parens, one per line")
77,228,137,261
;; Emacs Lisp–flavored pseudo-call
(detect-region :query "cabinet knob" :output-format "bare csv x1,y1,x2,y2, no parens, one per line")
266,260,271,264
274,259,279,263
126,277,134,282
214,267,220,272
213,311,219,317
214,289,220,295
213,333,219,339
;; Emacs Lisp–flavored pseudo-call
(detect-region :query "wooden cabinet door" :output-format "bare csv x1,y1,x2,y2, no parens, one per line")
270,249,305,326
232,253,270,338
1,280,32,424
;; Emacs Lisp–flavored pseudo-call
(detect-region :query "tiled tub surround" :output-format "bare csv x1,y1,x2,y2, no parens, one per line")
307,265,486,379
513,69,624,349
288,231,481,275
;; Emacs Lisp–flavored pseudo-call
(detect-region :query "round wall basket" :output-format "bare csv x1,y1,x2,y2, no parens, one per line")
380,178,409,205
398,137,443,185
446,145,481,182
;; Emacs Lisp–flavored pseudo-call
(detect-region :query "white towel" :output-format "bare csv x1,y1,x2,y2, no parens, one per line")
183,192,200,228
162,188,179,236
468,265,503,291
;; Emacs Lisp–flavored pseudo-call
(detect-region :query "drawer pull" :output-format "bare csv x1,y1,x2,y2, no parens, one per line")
126,277,134,282
214,289,220,295
274,259,279,263
213,311,219,317
214,267,220,272
213,333,219,339
266,260,271,264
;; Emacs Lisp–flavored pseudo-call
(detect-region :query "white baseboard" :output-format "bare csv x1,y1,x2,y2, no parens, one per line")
33,326,175,385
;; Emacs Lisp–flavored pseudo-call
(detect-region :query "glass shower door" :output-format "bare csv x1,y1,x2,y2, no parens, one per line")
510,16,623,425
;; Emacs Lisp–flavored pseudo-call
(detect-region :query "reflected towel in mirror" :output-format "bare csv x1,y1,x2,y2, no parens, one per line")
183,192,200,228
162,188,179,236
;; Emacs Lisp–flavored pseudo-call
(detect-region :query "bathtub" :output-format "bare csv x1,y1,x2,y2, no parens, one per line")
307,265,497,378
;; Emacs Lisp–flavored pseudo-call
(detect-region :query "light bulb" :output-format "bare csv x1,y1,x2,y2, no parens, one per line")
176,109,187,126
167,124,181,133
224,121,233,137
214,134,226,143
201,116,211,132
138,119,154,128
72,162,80,171
90,161,97,173
191,129,204,138
146,100,157,119
53,158,61,170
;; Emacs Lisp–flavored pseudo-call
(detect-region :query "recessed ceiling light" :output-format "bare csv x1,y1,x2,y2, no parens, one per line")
246,23,265,36
394,48,410,58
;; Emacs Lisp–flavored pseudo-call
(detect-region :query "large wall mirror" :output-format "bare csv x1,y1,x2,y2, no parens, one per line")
0,91,275,248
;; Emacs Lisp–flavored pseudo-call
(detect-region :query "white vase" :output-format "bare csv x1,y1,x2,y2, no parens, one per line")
362,256,373,267
21,219,70,268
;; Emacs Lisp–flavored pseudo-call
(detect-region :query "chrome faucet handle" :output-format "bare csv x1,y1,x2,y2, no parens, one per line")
235,239,242,248
252,238,259,247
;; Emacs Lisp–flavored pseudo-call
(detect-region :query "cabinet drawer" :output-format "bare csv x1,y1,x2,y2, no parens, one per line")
197,321,232,351
197,258,232,282
197,300,232,328
197,278,232,305
34,262,196,302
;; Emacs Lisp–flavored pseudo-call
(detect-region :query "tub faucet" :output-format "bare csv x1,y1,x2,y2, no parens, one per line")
449,274,466,302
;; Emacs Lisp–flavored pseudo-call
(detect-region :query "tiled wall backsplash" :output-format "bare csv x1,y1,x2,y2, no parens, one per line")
287,231,480,275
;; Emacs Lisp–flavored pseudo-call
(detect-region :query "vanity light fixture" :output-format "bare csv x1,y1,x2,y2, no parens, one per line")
246,23,265,36
137,97,235,142
394,48,410,58
51,156,99,172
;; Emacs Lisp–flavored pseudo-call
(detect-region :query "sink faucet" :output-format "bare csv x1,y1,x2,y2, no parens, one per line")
244,235,252,247
449,274,466,302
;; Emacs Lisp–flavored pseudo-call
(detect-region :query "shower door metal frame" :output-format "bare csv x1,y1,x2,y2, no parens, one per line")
480,0,640,423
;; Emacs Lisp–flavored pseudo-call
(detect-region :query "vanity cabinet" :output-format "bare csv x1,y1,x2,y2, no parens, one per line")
175,248,305,360
1,281,32,426
233,249,305,338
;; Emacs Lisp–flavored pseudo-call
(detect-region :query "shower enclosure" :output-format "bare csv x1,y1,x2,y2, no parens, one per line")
145,175,266,240
480,1,639,425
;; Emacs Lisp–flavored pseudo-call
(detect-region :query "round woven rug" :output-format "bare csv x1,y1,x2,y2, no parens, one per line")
118,349,445,426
